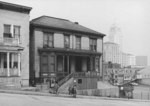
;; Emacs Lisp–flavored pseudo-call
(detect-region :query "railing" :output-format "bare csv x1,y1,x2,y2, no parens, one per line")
0,68,7,76
58,73,74,86
0,37,19,45
74,72,98,78
57,72,99,87
9,68,18,76
0,68,18,76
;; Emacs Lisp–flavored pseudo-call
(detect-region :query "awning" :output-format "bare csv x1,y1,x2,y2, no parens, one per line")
0,45,24,52
38,47,102,56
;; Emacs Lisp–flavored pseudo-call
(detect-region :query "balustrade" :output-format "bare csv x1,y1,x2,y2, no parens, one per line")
0,37,19,45
0,68,18,76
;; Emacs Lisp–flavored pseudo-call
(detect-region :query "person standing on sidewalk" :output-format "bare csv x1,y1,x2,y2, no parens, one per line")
54,81,59,95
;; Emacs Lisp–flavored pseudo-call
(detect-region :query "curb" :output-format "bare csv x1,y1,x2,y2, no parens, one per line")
0,89,150,102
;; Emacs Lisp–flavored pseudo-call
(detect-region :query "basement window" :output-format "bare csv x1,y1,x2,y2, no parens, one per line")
78,79,82,84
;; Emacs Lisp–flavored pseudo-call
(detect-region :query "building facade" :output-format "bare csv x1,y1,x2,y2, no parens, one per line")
136,56,148,66
105,68,137,85
103,42,122,65
108,23,123,51
137,66,150,85
103,42,136,68
30,16,105,89
0,1,32,88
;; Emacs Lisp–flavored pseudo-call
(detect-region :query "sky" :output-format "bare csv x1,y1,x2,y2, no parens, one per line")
1,0,150,65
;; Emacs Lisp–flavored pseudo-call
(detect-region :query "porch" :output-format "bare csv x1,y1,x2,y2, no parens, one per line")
38,48,102,86
0,52,21,77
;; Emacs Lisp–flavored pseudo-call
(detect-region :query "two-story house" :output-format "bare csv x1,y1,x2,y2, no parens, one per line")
0,1,32,88
30,16,105,89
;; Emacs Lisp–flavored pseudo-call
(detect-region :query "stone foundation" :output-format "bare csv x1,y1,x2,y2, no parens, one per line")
0,77,21,89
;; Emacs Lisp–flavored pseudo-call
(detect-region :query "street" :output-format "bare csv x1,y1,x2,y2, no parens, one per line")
0,93,149,106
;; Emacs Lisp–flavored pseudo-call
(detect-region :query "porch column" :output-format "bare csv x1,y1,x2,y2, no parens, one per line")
62,55,65,76
90,56,93,71
7,52,10,76
18,53,21,76
0,53,3,69
55,55,57,72
67,56,69,74
11,53,14,68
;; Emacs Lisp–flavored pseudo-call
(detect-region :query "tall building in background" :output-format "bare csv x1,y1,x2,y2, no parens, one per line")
136,56,148,66
103,23,136,68
108,23,123,51
103,42,121,64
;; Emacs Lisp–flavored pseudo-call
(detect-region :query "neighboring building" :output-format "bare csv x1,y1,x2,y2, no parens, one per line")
103,62,121,81
0,1,32,87
128,54,136,66
104,68,137,85
137,66,150,85
136,56,148,66
30,16,105,89
122,53,128,67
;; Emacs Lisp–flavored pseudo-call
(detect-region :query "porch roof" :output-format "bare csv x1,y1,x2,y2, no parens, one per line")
38,48,102,56
0,45,24,52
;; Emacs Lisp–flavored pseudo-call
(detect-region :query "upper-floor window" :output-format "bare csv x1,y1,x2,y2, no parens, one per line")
89,38,97,51
64,34,70,48
4,24,11,38
76,36,81,49
43,32,54,47
14,26,21,42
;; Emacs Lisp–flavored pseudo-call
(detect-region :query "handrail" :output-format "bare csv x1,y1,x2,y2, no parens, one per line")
58,73,74,86
58,71,99,87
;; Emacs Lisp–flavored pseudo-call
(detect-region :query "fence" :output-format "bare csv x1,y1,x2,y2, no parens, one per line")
78,88,150,100
77,88,119,98
133,91,150,100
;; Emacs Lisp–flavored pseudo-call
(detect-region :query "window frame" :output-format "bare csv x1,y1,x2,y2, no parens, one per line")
76,36,81,49
13,25,21,42
64,34,70,48
3,24,11,38
43,32,54,48
89,38,97,51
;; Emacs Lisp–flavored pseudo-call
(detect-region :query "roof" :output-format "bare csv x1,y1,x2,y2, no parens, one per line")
38,47,102,55
0,45,24,51
138,66,150,74
0,1,32,14
104,41,119,45
30,16,105,37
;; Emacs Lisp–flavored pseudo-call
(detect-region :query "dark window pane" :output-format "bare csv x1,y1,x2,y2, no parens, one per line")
64,35,70,48
4,24,11,38
89,38,97,51
76,36,81,49
43,32,53,47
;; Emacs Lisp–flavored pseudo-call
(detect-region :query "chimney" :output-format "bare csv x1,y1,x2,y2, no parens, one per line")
74,22,79,24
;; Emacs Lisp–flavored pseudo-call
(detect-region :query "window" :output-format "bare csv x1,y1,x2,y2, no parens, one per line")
89,38,97,51
49,56,55,72
43,32,54,47
10,53,18,68
78,79,82,84
76,36,81,49
41,55,48,72
95,57,99,71
14,26,20,42
64,34,70,48
4,24,11,38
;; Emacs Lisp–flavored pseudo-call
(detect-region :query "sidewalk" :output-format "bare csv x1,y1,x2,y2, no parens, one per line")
0,88,150,103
